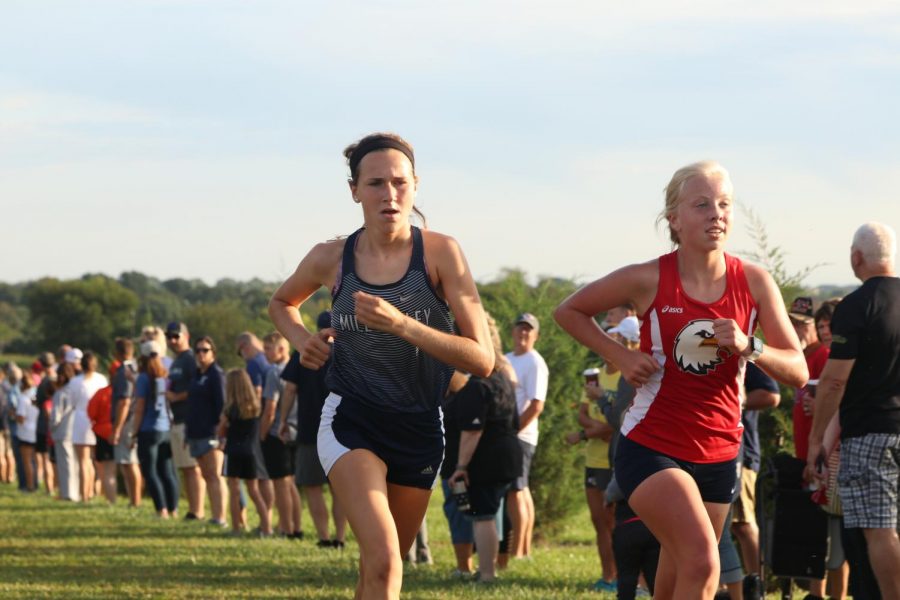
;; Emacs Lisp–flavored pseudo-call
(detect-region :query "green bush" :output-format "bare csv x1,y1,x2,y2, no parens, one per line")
478,270,592,537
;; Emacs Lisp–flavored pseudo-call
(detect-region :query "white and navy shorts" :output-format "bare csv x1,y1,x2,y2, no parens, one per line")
839,433,900,529
317,393,444,490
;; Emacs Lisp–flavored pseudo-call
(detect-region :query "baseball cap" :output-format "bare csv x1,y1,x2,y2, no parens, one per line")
514,313,540,333
789,297,814,324
65,348,84,364
608,315,641,343
165,322,187,337
140,340,162,357
316,311,332,331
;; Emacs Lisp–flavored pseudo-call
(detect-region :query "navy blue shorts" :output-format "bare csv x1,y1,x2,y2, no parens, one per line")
261,435,293,479
318,393,443,490
614,435,738,504
467,481,511,521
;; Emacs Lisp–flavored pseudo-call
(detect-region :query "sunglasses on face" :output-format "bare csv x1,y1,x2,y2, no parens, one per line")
166,334,180,340
195,347,212,354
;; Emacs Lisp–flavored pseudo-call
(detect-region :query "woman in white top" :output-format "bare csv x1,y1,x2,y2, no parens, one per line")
70,352,108,502
51,362,79,500
15,372,39,491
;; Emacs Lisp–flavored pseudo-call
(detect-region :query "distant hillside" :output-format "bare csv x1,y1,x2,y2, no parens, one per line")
807,284,858,301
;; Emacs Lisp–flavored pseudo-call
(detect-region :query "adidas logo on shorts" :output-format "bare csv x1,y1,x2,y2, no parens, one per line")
420,465,434,475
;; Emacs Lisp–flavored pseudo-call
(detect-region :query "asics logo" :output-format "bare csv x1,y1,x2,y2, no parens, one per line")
662,305,683,314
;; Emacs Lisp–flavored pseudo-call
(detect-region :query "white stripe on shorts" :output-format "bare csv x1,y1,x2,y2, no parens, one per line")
317,392,351,476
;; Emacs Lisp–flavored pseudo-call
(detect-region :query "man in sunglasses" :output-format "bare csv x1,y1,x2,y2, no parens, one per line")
165,322,205,521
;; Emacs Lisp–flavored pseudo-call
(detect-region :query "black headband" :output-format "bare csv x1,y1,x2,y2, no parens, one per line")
348,137,415,179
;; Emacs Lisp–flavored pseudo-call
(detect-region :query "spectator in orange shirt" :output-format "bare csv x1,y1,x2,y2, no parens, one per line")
88,360,121,503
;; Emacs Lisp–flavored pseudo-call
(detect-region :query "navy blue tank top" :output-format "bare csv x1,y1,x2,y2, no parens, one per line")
326,226,455,413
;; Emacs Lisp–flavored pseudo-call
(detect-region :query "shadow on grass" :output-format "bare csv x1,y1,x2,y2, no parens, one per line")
0,560,360,587
402,568,587,594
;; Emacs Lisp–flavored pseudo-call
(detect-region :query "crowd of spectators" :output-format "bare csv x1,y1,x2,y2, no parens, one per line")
0,318,345,545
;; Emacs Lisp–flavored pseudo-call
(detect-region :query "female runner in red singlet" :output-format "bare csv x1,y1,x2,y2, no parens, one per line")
555,161,807,599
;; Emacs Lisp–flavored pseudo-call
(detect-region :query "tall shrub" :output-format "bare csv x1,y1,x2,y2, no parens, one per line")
478,270,592,537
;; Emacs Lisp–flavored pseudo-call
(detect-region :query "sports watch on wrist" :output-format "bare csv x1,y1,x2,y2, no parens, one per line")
746,336,763,362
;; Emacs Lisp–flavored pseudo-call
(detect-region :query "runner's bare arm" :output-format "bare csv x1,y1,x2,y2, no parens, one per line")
269,241,343,370
807,358,854,478
554,262,660,387
743,263,808,388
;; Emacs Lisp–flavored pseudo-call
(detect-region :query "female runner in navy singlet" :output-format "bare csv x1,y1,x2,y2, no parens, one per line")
269,133,493,599
554,161,807,600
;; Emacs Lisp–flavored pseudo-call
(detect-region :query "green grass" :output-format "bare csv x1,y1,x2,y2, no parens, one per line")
0,483,609,599
0,483,811,598
0,354,34,370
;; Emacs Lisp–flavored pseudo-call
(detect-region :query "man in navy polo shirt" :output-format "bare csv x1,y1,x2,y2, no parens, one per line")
165,322,204,520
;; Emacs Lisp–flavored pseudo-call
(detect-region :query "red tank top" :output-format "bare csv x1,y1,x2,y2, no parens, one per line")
621,251,758,463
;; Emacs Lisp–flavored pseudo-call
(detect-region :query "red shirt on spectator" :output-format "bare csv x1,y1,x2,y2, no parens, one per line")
792,343,830,461
87,386,113,441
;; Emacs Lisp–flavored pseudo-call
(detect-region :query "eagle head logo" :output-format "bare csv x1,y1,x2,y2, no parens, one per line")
673,319,727,375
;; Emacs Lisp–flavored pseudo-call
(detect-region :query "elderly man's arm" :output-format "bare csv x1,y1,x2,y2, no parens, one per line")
807,358,855,479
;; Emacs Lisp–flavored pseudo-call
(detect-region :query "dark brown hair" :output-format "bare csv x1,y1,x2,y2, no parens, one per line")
343,132,427,227
80,351,98,374
814,298,841,326
54,362,76,391
114,338,133,358
194,336,217,357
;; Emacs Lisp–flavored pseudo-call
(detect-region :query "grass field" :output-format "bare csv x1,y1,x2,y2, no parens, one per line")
0,483,811,599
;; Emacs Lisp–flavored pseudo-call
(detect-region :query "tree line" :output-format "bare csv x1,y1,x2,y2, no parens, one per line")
0,272,327,368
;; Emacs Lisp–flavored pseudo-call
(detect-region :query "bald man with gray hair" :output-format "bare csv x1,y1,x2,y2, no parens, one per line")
808,221,900,598
852,221,897,268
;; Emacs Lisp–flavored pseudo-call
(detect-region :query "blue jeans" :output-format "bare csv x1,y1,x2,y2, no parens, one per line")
137,430,179,513
441,479,473,545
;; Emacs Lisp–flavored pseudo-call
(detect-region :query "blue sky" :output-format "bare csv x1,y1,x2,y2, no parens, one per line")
3,1,899,287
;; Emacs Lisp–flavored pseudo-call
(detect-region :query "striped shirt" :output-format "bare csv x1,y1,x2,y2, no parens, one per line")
326,226,455,413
